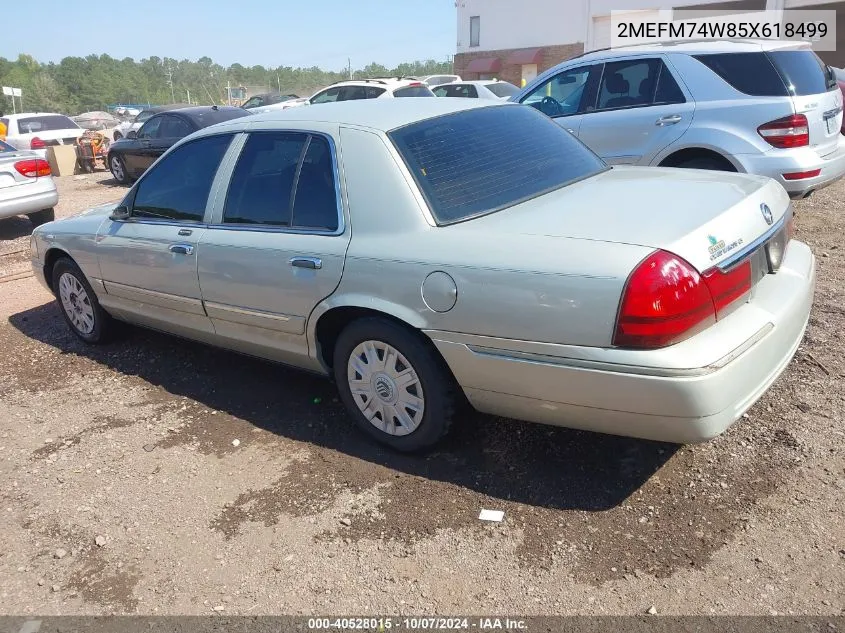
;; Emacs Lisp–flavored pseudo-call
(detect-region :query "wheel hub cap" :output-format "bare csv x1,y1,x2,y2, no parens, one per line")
347,340,425,437
58,272,95,335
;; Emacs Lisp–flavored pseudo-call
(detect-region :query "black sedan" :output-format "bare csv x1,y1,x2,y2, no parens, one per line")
107,106,249,184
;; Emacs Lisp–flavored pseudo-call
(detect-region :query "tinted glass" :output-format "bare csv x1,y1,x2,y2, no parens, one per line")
312,88,340,104
769,50,835,96
0,139,15,152
223,132,308,226
522,66,591,117
654,63,686,104
187,107,249,128
159,115,193,138
364,86,386,98
15,115,79,133
486,82,519,97
389,105,606,225
291,136,339,231
132,134,233,222
136,111,153,123
434,84,478,98
137,117,162,139
597,58,660,110
241,96,264,108
694,53,788,96
393,85,435,97
341,86,368,101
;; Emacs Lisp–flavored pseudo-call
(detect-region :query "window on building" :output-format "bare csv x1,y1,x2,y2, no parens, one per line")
470,16,480,47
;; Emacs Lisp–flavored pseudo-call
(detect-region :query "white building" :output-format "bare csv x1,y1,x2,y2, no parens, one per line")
454,0,844,86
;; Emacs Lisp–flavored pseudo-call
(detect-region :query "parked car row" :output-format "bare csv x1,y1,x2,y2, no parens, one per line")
30,98,815,453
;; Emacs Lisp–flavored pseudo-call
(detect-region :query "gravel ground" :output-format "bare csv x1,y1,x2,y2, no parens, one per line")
0,173,843,616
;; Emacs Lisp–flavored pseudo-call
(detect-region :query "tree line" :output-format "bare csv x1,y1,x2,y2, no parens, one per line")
0,54,454,115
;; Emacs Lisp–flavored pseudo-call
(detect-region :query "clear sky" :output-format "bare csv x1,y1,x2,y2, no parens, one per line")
2,0,457,71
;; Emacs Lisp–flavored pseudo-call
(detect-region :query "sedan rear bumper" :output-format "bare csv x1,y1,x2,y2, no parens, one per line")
0,187,58,220
427,241,815,444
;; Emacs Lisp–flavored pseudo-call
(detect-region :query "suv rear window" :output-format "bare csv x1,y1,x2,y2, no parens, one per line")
485,82,519,98
694,53,788,96
393,85,435,98
15,115,80,134
388,105,607,225
768,50,836,96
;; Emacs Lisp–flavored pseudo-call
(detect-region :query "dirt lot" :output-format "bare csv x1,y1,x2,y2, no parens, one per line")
0,173,843,616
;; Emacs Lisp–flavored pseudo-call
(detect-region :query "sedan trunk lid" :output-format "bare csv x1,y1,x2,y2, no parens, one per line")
464,165,790,273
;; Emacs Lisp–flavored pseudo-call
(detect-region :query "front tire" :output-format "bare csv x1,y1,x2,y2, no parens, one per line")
109,154,129,184
51,258,115,344
28,208,55,227
333,317,459,452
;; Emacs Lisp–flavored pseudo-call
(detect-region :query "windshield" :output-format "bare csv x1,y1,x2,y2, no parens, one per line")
15,115,80,134
136,111,154,123
393,85,435,98
486,82,519,98
388,105,607,225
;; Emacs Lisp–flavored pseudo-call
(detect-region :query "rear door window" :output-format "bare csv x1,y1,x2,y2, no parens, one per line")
223,132,308,227
389,105,606,225
340,86,368,101
768,50,835,96
694,53,788,96
596,58,661,111
291,136,339,231
654,62,686,104
132,134,234,222
158,115,193,138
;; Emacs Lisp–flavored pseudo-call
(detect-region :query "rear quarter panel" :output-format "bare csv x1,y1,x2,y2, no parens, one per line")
313,125,652,348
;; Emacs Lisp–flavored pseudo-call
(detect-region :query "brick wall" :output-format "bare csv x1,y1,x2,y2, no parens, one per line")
454,42,585,86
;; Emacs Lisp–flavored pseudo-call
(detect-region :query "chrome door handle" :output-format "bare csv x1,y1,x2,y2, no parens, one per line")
289,256,322,270
177,228,193,236
656,114,682,126
169,243,194,255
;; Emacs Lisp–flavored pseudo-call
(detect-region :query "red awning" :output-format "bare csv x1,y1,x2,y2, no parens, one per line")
506,48,544,65
465,57,502,73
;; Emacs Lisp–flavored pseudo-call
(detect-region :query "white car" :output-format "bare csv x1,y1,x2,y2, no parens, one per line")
1,113,82,159
250,78,435,114
417,74,462,87
433,80,520,100
0,139,57,226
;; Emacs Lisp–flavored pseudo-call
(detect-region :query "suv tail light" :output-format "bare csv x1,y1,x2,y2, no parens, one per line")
758,114,809,148
30,137,46,150
14,159,52,178
614,250,752,349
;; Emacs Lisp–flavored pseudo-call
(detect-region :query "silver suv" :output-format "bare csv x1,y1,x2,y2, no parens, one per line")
512,40,844,199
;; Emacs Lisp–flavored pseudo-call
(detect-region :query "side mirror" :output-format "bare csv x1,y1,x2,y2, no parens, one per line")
126,131,137,139
110,205,130,221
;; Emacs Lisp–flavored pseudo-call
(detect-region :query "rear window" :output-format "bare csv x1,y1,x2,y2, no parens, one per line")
694,53,788,96
393,85,435,98
15,115,80,134
388,105,607,225
769,50,836,96
486,82,519,98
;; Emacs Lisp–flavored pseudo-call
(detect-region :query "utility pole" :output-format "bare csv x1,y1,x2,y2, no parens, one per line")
186,89,191,104
165,63,175,103
277,73,281,92
226,80,231,106
348,58,352,80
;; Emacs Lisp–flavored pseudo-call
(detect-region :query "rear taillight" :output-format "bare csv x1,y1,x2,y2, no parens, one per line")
14,159,52,178
30,137,46,150
758,114,809,148
614,250,752,349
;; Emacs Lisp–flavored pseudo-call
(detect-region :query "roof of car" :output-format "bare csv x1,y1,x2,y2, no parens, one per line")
326,77,423,88
449,80,514,87
574,38,810,62
243,98,504,132
141,103,193,114
3,112,76,120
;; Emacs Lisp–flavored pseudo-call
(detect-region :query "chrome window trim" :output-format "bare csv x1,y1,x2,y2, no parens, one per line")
207,129,345,237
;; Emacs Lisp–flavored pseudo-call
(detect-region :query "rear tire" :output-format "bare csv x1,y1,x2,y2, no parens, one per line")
673,156,736,172
51,257,115,344
28,208,55,227
109,154,129,184
333,317,459,452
